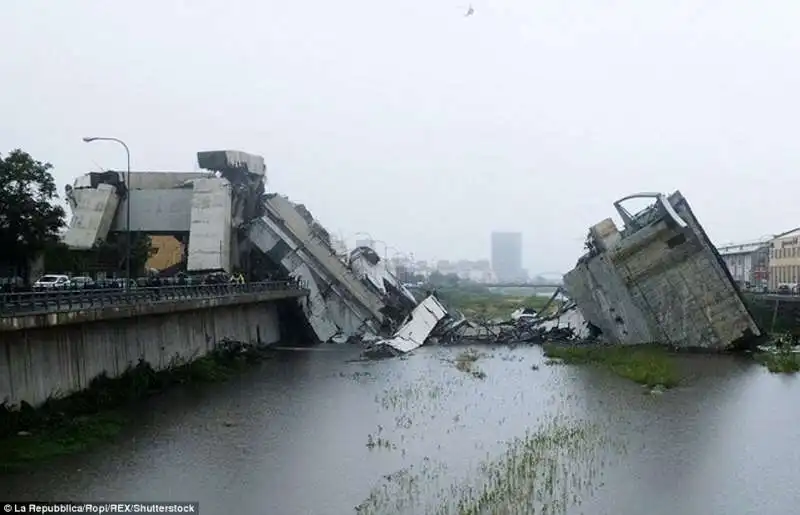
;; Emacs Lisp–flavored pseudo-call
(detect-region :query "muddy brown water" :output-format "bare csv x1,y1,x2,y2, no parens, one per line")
2,345,799,514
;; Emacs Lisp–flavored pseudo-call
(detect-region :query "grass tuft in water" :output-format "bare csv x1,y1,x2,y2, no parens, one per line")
543,343,680,388
757,352,800,373
356,415,623,515
454,349,487,379
754,339,800,373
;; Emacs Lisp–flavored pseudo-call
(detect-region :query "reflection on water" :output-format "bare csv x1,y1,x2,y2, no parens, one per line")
2,345,800,514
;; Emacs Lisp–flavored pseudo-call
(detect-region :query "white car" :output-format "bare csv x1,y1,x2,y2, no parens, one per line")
33,274,70,291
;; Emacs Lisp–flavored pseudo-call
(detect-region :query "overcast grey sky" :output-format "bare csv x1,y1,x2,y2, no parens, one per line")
2,1,799,273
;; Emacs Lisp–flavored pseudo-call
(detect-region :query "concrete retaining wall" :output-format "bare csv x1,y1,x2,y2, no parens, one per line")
0,301,282,407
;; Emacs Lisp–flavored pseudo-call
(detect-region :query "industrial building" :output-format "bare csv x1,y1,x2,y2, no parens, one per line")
767,227,800,291
716,239,770,290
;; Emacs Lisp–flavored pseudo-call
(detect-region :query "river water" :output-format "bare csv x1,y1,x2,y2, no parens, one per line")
3,344,799,514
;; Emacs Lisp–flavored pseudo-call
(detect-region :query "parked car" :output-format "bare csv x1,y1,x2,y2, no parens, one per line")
68,276,96,289
0,276,25,293
202,272,231,285
33,274,70,292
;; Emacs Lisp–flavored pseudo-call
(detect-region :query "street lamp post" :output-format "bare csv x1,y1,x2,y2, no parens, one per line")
82,137,132,290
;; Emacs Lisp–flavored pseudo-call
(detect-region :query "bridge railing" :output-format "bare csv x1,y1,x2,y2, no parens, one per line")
0,280,308,317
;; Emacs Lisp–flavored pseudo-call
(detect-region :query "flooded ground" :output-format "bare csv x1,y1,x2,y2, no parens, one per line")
3,344,800,514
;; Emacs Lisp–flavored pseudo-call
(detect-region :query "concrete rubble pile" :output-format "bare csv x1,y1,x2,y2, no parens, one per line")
361,288,589,359
428,288,585,347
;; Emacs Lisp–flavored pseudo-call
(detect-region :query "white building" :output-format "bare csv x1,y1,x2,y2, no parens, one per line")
716,238,771,289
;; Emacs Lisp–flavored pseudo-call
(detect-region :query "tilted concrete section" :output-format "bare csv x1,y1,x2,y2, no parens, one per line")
263,194,387,318
563,191,762,350
375,295,449,354
0,299,285,407
248,195,407,341
63,178,121,249
249,217,363,341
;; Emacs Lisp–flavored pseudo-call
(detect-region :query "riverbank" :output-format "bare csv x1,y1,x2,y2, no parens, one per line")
754,348,800,373
0,339,276,472
543,343,682,389
435,286,559,321
4,343,800,513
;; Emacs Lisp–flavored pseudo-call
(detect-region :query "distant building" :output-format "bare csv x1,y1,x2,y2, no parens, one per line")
717,238,770,290
768,228,800,290
491,232,523,282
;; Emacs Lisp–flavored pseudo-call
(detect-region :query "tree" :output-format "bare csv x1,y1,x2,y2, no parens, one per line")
428,271,460,288
42,233,155,278
94,232,154,277
0,149,66,280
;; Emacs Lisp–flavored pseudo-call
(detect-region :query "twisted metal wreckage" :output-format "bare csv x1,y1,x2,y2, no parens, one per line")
61,153,762,357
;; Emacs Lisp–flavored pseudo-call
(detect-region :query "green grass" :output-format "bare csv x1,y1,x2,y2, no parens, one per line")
754,350,800,374
355,415,623,514
0,340,275,471
0,411,128,471
542,343,680,388
752,333,800,374
435,287,560,321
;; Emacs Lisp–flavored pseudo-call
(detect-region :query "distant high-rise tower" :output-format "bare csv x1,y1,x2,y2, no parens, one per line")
491,232,523,282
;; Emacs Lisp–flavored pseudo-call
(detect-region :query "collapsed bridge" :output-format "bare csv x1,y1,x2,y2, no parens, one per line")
63,150,432,345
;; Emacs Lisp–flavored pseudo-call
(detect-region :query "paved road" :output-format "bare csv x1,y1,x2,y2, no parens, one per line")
0,280,305,317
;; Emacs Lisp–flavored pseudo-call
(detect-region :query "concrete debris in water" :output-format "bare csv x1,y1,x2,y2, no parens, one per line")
361,288,589,359
435,288,587,346
563,191,762,351
362,295,449,359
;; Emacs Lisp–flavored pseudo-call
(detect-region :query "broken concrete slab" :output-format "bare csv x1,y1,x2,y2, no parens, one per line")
197,150,266,177
563,191,762,351
362,295,448,358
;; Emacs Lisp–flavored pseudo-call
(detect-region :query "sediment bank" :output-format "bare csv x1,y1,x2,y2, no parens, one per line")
0,339,277,471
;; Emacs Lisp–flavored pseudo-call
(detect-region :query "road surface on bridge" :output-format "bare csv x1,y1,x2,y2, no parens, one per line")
0,280,306,317
484,283,563,288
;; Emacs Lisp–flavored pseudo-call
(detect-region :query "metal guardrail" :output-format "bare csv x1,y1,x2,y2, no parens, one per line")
0,280,308,317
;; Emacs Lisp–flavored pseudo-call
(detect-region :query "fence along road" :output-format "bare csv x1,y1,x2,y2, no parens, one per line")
0,280,307,317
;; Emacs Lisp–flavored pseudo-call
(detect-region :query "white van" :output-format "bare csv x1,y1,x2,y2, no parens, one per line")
33,274,70,291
